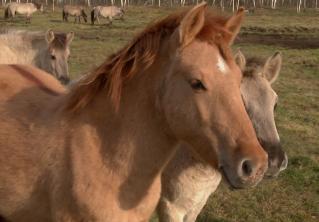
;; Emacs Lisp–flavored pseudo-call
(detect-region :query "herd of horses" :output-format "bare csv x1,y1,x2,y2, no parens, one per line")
0,2,288,222
3,2,124,25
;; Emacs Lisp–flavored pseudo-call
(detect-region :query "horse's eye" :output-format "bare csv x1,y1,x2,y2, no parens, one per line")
190,79,206,91
51,55,56,60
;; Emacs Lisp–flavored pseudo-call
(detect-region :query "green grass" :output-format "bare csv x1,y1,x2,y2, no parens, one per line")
1,6,318,222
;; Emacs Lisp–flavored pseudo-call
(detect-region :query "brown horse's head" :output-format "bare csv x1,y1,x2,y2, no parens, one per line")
66,3,268,189
236,50,288,177
157,4,267,188
44,30,74,85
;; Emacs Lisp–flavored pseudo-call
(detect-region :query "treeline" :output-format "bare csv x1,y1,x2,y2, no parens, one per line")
1,0,318,13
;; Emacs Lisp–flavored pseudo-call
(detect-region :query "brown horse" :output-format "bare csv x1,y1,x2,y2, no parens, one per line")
0,4,267,222
158,50,288,222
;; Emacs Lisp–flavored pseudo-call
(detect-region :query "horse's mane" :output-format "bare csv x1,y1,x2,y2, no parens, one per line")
32,2,42,9
244,56,266,78
0,29,45,44
0,29,70,50
50,33,71,49
65,9,234,112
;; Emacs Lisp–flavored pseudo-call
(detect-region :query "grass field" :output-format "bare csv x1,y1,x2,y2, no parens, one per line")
0,5,318,222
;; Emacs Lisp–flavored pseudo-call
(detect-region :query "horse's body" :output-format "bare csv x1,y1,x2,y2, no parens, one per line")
91,5,124,25
0,4,268,222
158,51,288,222
62,5,87,23
4,3,43,23
0,29,74,84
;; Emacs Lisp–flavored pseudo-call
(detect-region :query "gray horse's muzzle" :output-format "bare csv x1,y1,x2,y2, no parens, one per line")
261,141,288,177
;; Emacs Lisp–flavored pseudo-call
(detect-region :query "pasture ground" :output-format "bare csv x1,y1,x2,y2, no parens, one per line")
0,5,318,222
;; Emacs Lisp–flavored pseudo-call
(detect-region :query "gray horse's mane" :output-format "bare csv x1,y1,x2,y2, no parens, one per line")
0,29,45,42
0,29,47,51
32,2,43,9
0,29,69,49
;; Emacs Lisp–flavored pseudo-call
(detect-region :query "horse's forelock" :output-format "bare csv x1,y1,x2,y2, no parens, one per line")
50,33,69,49
65,9,232,113
243,57,267,77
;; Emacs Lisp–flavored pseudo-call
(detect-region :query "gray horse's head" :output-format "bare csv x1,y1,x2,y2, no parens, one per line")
45,30,74,85
235,50,288,177
33,2,43,12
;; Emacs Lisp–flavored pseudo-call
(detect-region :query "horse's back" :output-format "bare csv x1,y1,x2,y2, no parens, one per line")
14,3,35,14
0,65,65,219
0,64,65,101
100,6,120,17
63,5,82,13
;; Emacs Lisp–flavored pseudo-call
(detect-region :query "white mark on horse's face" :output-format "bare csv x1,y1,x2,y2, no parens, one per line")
217,55,228,74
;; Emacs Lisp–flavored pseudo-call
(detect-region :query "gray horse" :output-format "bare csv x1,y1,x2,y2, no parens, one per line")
62,5,87,23
91,6,124,25
4,2,43,23
157,50,288,222
0,29,74,84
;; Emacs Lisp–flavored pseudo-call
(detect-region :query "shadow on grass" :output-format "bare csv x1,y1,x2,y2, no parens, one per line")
197,214,231,222
50,19,63,23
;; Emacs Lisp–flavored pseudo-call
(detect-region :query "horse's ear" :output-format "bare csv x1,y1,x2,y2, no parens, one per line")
45,29,55,43
176,2,207,48
234,49,246,71
224,7,245,45
263,52,282,84
66,32,74,45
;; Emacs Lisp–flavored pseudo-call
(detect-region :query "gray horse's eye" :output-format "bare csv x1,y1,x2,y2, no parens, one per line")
51,55,56,60
190,79,206,91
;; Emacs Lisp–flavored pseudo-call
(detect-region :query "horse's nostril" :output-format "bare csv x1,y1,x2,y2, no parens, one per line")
242,160,253,176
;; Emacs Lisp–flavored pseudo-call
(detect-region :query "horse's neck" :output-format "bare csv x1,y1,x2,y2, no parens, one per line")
4,35,46,66
66,67,178,213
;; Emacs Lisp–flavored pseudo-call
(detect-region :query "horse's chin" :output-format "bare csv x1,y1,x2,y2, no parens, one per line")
219,167,243,190
219,166,263,190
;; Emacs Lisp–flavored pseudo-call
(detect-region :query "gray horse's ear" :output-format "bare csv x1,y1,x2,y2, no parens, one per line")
45,29,55,43
263,51,282,84
234,49,246,71
66,32,74,44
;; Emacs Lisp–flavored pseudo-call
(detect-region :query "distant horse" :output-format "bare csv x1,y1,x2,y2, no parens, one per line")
157,50,288,222
0,29,74,84
62,5,87,23
91,5,124,25
4,2,43,23
0,4,268,222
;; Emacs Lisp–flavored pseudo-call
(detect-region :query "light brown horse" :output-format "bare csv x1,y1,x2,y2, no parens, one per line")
4,2,43,23
0,4,267,222
91,5,124,25
0,29,74,84
62,5,87,23
158,50,288,222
